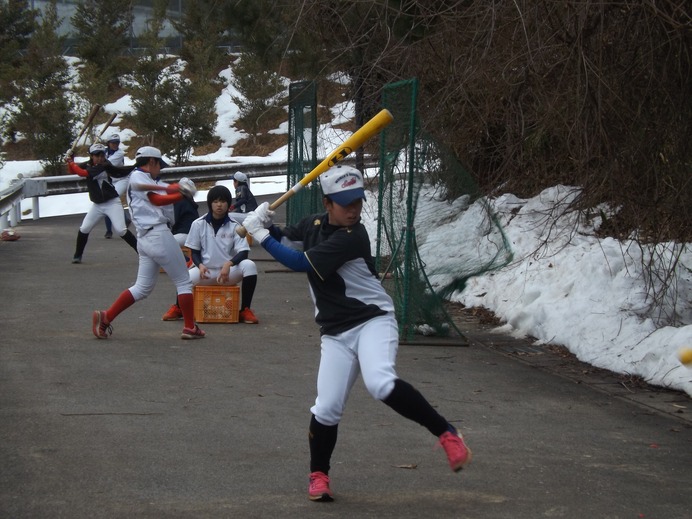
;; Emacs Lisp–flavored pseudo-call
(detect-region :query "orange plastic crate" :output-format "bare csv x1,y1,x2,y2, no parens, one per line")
193,285,240,323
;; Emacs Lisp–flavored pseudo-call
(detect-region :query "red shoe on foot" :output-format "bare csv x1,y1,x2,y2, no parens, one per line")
92,310,112,339
162,304,183,321
181,324,205,340
438,429,472,472
239,307,259,324
308,471,333,502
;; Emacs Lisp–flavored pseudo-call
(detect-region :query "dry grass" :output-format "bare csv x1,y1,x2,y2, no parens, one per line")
3,141,39,161
232,133,286,157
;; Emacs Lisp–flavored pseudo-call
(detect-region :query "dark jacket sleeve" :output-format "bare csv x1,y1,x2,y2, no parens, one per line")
105,163,136,179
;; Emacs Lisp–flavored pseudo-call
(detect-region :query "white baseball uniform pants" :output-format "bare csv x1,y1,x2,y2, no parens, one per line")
188,259,257,286
79,198,129,236
311,314,399,426
129,228,192,301
173,233,188,247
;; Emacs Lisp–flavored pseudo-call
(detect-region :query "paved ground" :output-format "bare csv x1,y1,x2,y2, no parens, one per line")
1,198,691,518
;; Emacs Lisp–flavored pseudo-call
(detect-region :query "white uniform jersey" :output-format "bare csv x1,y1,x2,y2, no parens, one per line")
107,148,125,166
127,169,174,237
107,149,129,196
185,214,249,268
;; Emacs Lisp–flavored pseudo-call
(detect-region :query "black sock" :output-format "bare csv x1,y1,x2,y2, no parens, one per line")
74,231,89,258
241,274,257,309
121,230,138,251
383,379,450,437
309,414,338,474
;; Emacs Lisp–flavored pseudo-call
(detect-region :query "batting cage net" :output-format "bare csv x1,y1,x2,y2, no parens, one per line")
286,79,369,226
286,81,320,226
371,78,513,343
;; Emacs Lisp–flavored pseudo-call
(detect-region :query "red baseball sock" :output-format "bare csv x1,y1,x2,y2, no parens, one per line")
178,293,195,329
105,290,135,323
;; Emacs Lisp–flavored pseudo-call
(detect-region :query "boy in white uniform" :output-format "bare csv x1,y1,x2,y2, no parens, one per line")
92,146,205,340
162,185,260,324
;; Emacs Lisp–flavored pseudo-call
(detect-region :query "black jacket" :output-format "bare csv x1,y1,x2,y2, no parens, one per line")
233,184,258,213
172,197,199,234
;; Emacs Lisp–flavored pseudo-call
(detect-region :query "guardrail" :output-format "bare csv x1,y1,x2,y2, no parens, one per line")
0,161,287,230
0,182,24,230
0,156,371,230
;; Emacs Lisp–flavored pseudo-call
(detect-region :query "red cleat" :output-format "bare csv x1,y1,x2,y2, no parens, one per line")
92,310,112,339
308,471,333,502
181,324,205,340
438,429,472,472
239,307,259,324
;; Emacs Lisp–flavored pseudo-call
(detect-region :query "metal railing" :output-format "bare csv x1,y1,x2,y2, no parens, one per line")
0,156,371,230
0,161,288,230
0,182,25,230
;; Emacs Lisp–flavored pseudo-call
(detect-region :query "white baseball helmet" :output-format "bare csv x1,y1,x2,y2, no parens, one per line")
89,143,107,154
135,146,169,167
320,165,365,206
135,146,162,159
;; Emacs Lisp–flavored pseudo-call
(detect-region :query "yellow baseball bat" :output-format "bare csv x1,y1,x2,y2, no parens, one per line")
237,108,394,237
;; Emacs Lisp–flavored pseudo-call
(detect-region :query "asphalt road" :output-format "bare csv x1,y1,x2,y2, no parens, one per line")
1,198,690,518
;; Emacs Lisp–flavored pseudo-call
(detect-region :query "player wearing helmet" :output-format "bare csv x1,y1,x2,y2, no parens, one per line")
66,142,137,263
242,165,472,502
227,171,258,225
91,146,205,341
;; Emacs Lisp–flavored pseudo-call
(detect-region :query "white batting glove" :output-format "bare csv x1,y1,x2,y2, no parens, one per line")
253,201,275,228
243,212,270,243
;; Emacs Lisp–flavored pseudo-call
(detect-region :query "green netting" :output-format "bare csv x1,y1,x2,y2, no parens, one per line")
286,81,320,226
376,78,513,342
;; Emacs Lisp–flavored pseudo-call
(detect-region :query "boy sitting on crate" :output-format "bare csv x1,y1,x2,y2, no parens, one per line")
162,185,260,324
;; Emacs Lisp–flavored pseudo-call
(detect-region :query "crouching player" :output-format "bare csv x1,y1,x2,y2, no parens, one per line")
162,185,260,324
